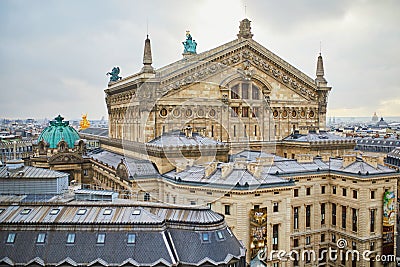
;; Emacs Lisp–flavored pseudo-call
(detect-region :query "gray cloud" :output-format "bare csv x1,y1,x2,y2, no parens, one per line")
0,0,399,120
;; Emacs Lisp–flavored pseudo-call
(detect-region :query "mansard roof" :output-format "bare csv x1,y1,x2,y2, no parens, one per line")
0,203,244,266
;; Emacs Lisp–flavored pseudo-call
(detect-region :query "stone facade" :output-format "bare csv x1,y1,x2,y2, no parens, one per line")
105,19,331,146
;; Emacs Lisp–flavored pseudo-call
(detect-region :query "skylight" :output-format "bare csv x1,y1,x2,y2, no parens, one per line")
132,209,141,215
6,233,16,243
202,233,210,242
67,233,75,244
127,233,136,244
97,233,106,244
20,208,31,215
77,209,87,215
49,208,60,215
103,209,113,215
37,233,46,243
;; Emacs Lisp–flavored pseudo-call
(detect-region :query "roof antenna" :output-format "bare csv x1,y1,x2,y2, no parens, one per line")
244,4,247,17
146,17,149,38
319,41,322,55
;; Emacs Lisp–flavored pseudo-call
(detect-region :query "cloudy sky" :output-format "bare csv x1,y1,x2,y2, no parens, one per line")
0,0,399,120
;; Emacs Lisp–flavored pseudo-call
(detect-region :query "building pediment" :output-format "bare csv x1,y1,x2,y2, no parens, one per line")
154,40,319,102
49,153,83,164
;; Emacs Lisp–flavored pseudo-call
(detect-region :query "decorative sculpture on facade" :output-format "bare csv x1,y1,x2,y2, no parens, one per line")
107,67,122,82
182,31,197,54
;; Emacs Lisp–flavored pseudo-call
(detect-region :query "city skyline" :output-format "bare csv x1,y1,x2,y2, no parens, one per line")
1,0,399,119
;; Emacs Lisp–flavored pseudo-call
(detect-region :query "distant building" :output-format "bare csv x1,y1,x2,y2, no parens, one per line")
0,159,68,196
386,147,400,169
28,115,92,184
372,112,379,123
376,117,389,128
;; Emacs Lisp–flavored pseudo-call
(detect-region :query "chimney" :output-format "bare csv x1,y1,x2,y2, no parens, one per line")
255,156,274,166
233,157,247,169
342,154,357,168
205,162,218,177
221,163,233,178
363,155,378,169
247,162,262,178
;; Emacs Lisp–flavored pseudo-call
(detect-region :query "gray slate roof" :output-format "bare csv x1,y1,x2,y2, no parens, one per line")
0,203,244,266
148,130,223,147
91,150,158,177
79,127,108,137
283,132,351,142
0,166,68,179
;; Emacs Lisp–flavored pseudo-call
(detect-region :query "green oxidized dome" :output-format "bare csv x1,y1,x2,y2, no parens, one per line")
38,115,80,149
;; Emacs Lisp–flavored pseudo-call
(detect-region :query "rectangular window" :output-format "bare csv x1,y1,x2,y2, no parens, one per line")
306,187,311,196
293,207,299,229
225,205,231,215
353,190,357,199
83,169,88,176
321,203,326,225
272,224,279,250
342,188,347,196
242,107,249,117
332,203,336,226
233,125,236,137
321,234,325,242
254,125,257,136
37,233,46,243
127,233,136,244
294,189,298,197
293,238,299,247
67,233,75,244
342,206,347,229
331,233,336,243
370,190,375,199
231,107,239,117
305,236,311,245
252,85,259,99
321,185,326,194
306,205,311,228
231,85,239,99
6,233,16,243
97,233,106,244
332,186,336,194
244,125,247,137
352,208,358,232
273,202,279,212
190,201,196,205
370,209,376,232
242,83,249,99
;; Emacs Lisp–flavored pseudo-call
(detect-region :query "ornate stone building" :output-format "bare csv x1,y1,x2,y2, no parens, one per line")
105,19,331,148
28,115,92,184
78,19,398,266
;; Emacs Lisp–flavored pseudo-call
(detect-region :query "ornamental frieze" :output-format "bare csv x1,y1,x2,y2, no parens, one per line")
156,47,317,101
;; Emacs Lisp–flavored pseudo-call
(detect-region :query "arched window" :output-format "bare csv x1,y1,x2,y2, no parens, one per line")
230,82,261,100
